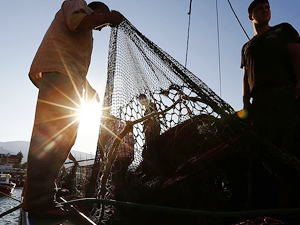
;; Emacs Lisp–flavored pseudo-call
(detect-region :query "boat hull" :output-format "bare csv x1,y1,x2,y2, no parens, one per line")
19,209,75,225
19,208,95,225
0,183,16,196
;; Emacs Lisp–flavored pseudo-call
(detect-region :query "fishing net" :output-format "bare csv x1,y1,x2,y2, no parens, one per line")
80,18,300,225
57,164,93,196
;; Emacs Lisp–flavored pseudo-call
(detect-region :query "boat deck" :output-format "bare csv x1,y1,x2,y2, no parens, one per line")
19,197,96,225
19,209,79,225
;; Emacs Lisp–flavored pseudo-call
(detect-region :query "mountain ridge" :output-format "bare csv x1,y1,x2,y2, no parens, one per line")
0,141,95,164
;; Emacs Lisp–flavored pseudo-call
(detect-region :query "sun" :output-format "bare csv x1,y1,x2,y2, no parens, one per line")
73,99,102,153
78,99,102,126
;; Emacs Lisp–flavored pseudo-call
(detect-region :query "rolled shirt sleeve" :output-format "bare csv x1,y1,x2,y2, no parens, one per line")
62,0,93,31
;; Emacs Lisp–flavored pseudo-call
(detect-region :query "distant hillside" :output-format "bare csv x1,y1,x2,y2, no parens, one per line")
0,141,29,162
0,146,15,155
0,141,95,165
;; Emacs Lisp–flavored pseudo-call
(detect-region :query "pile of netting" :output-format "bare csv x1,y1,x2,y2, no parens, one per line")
76,19,300,225
57,163,93,196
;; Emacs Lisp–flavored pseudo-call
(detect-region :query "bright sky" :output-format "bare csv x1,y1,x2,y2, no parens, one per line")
0,0,299,154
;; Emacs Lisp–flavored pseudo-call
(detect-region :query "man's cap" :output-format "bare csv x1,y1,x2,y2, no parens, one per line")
248,0,269,15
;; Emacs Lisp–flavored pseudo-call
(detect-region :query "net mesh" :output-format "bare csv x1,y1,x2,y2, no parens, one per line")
76,19,300,225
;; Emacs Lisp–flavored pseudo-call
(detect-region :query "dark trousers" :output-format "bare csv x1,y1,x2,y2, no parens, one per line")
251,87,296,154
250,87,299,208
22,72,82,212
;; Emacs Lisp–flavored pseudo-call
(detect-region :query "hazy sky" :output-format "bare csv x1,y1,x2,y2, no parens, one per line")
1,0,300,154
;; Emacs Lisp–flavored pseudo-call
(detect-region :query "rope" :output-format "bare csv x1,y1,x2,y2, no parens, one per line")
64,158,95,165
184,0,193,68
226,0,250,40
0,204,22,219
0,191,22,219
60,197,96,225
60,198,300,219
215,0,222,97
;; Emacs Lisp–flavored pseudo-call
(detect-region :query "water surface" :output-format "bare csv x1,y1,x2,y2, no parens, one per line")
0,188,22,225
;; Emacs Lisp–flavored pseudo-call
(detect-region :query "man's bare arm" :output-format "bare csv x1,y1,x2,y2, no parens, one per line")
84,79,100,103
287,43,300,98
76,10,123,31
68,152,79,166
243,67,251,110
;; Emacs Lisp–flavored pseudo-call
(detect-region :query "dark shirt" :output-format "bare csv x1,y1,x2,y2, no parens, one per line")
241,23,300,93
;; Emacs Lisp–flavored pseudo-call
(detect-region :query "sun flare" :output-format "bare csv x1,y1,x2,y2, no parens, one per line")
70,76,106,153
72,98,102,154
78,99,102,125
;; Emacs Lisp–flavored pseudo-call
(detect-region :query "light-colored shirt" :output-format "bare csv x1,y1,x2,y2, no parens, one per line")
29,0,94,88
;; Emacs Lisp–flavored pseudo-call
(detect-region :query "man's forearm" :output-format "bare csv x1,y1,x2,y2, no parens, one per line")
288,44,300,80
76,11,123,31
84,78,100,103
287,43,300,97
243,68,251,109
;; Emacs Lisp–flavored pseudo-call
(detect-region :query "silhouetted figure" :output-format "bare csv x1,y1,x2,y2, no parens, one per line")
138,94,161,177
242,0,300,154
106,118,135,199
22,0,123,217
241,0,300,209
